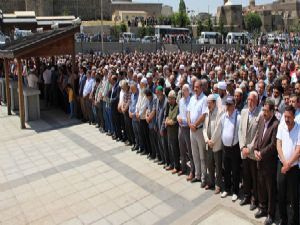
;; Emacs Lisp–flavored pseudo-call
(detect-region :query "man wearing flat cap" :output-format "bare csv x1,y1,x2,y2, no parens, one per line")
220,96,241,202
165,90,180,174
203,94,224,194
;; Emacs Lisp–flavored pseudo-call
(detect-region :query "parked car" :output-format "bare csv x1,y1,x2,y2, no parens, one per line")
141,36,156,43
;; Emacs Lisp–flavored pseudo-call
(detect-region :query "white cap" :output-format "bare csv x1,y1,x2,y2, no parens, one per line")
207,94,217,101
179,64,185,70
140,77,148,84
146,73,153,78
218,81,227,91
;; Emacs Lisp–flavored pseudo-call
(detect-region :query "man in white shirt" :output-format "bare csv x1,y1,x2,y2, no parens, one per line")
43,65,52,107
276,105,300,225
187,80,208,187
220,96,241,202
83,70,94,124
27,68,39,89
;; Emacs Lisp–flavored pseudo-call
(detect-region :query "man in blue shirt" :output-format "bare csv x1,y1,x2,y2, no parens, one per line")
177,84,194,181
145,88,158,160
129,82,141,151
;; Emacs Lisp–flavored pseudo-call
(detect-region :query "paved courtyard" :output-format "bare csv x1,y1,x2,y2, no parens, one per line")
0,105,264,225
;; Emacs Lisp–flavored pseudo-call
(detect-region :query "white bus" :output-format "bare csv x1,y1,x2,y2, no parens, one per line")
226,32,249,44
154,25,190,41
198,32,222,44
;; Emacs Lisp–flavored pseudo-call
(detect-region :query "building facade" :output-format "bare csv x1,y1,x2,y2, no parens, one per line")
0,0,162,21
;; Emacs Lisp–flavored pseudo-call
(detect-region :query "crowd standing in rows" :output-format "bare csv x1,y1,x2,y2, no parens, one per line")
2,45,300,225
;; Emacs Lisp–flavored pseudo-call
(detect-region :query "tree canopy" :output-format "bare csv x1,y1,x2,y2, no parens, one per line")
179,0,187,14
244,12,262,32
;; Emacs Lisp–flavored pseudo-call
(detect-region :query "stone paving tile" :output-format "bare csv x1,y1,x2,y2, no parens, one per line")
0,106,263,225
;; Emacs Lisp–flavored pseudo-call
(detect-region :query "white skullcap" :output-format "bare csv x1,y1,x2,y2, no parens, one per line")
218,81,227,91
140,77,148,84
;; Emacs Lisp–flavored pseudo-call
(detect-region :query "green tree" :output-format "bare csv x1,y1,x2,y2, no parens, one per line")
244,12,262,32
137,26,147,38
179,0,187,14
197,19,203,37
171,12,190,27
218,19,225,35
204,16,213,31
120,21,127,33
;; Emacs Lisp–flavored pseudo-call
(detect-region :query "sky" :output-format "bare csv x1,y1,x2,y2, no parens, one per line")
134,0,274,14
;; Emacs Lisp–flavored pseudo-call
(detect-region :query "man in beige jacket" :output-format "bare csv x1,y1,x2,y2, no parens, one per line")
203,94,224,194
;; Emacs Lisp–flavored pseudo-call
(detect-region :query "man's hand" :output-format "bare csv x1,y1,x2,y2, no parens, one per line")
208,140,213,148
136,112,140,121
129,112,133,119
189,123,196,132
281,161,291,174
177,116,183,126
242,147,250,158
254,150,262,161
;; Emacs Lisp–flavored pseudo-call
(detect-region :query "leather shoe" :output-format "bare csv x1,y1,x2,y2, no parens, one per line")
165,166,173,171
240,198,250,206
200,182,206,188
177,171,185,176
186,173,194,181
205,185,213,190
249,202,257,211
171,169,178,174
255,209,267,219
264,216,274,225
214,187,221,194
190,177,201,183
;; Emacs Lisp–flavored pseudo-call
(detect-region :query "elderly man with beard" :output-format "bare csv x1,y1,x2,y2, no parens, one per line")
165,90,180,173
136,78,151,155
156,86,170,167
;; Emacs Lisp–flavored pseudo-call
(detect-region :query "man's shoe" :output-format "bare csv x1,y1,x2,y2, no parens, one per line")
165,166,173,171
214,187,221,194
177,171,185,176
140,151,147,155
240,198,251,206
232,194,238,202
205,185,213,190
171,169,178,174
264,216,274,225
186,173,194,181
157,161,164,165
200,182,206,188
254,209,267,219
190,177,201,183
249,202,257,211
221,191,228,198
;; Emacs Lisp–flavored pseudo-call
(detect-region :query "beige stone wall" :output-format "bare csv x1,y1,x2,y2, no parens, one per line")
111,3,162,18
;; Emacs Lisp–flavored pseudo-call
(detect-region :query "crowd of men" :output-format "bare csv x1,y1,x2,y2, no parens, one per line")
2,44,300,225
73,45,300,225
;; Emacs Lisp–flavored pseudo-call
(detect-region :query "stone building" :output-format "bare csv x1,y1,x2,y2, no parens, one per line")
244,0,300,32
0,0,162,21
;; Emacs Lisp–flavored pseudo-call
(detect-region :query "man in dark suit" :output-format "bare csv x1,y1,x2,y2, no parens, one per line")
257,80,267,107
110,75,122,141
253,98,279,225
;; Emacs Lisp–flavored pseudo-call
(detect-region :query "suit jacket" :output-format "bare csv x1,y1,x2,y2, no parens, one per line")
203,106,223,152
238,106,261,160
258,95,266,107
110,81,120,110
253,115,279,171
79,74,87,97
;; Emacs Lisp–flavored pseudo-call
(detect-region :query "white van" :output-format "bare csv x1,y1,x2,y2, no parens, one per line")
0,31,10,45
119,32,140,43
226,32,249,44
198,32,222,44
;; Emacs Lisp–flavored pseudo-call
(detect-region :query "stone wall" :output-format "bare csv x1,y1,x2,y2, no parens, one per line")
0,0,26,12
111,3,162,18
